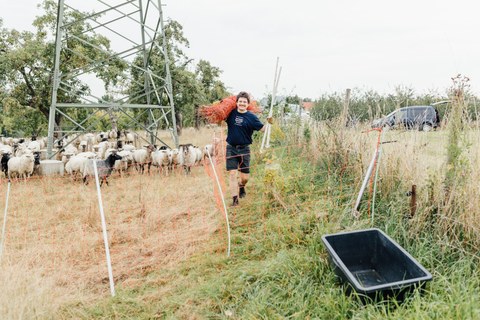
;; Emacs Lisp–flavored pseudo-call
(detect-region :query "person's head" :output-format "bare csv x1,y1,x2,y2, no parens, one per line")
236,91,250,113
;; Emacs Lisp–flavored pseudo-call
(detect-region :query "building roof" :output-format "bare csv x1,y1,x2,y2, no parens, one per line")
302,102,315,110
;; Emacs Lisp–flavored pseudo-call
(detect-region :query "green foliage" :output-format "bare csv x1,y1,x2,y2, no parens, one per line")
127,22,228,128
310,86,478,123
0,2,228,134
0,0,129,134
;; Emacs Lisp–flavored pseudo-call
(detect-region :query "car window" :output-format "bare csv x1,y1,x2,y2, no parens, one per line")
395,110,407,124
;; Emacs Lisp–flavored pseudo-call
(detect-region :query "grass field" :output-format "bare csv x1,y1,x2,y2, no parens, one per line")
0,123,479,319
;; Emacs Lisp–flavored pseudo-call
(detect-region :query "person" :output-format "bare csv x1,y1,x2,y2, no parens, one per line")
225,91,272,206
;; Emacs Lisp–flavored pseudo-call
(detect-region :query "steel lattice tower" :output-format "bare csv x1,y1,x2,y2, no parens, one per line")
47,0,178,157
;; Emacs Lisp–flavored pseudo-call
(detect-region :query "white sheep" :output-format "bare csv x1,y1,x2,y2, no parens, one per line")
178,144,196,175
27,140,41,152
76,151,97,159
169,148,180,172
122,144,136,152
115,150,134,174
7,151,35,179
193,146,203,165
65,155,90,180
97,140,111,159
64,144,78,155
108,129,118,140
152,149,171,176
132,145,155,174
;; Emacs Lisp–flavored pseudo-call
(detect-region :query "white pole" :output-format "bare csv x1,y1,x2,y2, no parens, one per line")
371,130,386,223
352,149,378,217
92,160,116,296
261,60,282,152
265,68,282,149
0,181,11,262
206,150,231,257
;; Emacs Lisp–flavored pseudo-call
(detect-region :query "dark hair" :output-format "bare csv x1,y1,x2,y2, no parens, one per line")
236,91,250,103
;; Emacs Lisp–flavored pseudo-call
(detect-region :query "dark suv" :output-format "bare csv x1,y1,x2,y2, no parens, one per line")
371,105,440,131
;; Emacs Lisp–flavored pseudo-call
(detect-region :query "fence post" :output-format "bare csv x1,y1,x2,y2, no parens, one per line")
92,160,116,296
410,185,417,218
0,181,11,262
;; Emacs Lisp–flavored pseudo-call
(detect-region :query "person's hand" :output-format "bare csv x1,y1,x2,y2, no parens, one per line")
267,117,273,124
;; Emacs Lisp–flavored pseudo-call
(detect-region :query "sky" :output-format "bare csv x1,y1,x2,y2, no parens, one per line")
2,0,479,100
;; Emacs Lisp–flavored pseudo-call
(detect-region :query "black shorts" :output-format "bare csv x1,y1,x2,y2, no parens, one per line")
226,144,251,173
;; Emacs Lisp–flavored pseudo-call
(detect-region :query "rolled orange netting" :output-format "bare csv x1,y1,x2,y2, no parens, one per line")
198,95,261,124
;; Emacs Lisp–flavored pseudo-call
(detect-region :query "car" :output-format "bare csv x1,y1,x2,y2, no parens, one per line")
371,105,440,131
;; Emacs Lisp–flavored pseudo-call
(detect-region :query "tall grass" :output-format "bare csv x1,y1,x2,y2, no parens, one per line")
1,123,479,318
55,119,480,319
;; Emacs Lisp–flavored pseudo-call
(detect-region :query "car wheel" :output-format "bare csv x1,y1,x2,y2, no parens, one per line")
422,123,433,132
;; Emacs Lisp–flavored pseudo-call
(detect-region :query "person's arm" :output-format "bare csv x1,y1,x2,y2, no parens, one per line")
259,117,273,132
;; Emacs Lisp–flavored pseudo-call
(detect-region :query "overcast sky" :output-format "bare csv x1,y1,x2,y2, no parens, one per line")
2,0,479,99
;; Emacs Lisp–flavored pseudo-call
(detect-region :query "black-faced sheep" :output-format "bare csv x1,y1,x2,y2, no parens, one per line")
82,152,122,186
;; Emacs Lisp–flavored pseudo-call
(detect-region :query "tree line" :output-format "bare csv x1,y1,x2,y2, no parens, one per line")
309,85,479,124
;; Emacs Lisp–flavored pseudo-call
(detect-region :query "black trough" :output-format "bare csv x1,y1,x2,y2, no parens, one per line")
322,228,432,300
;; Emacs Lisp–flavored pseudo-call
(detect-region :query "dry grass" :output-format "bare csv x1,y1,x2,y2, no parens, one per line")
0,127,227,318
307,122,480,244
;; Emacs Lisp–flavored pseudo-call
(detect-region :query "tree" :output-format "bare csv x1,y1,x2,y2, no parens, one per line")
128,20,228,128
0,0,126,135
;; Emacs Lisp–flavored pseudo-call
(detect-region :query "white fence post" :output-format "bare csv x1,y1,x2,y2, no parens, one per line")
206,150,231,257
92,160,116,296
0,181,12,262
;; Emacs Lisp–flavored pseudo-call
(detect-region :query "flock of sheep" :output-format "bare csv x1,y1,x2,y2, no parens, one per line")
0,130,219,185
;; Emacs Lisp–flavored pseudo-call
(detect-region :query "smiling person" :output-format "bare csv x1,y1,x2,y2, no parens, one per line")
226,91,272,206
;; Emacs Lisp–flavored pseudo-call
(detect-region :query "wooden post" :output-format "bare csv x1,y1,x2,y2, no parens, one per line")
410,185,417,218
341,88,351,126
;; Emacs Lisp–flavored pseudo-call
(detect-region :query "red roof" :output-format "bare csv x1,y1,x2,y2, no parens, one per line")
302,102,314,110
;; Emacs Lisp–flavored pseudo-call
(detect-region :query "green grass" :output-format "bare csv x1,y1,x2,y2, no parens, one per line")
61,130,480,319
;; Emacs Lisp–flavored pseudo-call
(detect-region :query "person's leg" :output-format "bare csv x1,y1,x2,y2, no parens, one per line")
238,172,249,198
226,145,240,206
238,146,251,198
229,170,238,198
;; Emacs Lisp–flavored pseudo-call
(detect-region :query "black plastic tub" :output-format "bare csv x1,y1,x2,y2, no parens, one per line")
322,228,432,300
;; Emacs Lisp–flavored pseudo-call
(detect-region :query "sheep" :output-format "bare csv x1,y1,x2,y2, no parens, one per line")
124,131,138,147
33,151,41,174
115,150,134,174
1,151,11,177
7,151,35,179
76,151,97,159
132,145,155,174
204,144,214,160
80,133,95,152
79,140,88,152
61,152,75,165
27,140,41,152
96,132,108,143
97,140,111,159
193,146,203,165
178,144,196,175
152,149,171,176
65,155,90,180
108,129,118,140
82,152,122,186
169,148,181,172
14,143,28,157
0,144,13,156
64,144,78,155
122,143,136,152
204,138,221,160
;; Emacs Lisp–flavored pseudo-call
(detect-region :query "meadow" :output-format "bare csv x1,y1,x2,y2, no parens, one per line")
0,122,479,319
